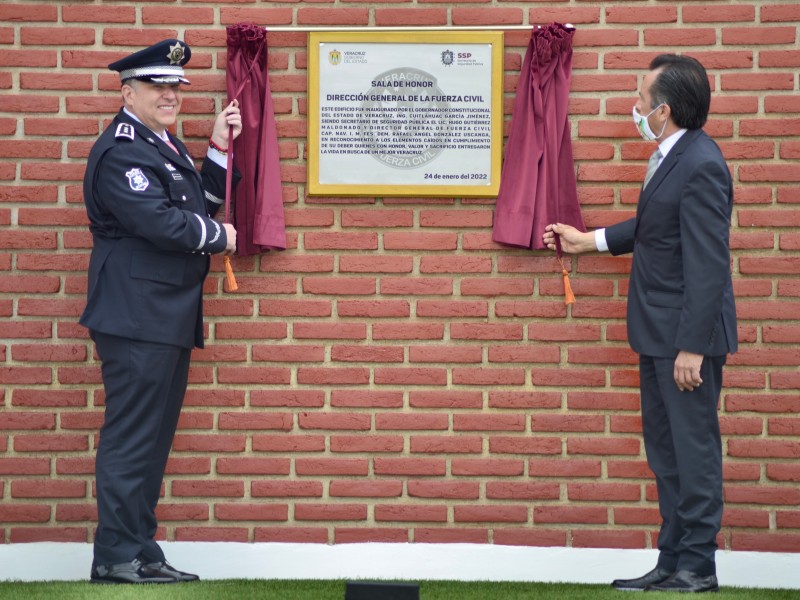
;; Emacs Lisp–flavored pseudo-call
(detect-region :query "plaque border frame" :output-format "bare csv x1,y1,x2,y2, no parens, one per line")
307,30,504,198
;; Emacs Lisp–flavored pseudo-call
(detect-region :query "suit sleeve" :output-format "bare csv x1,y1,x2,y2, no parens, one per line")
604,217,636,256
94,145,228,254
676,157,732,354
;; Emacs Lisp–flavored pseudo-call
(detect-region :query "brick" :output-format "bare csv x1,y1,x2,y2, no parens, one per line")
568,438,641,456
215,504,288,522
336,301,410,319
760,3,800,20
298,412,371,430
171,434,247,453
489,437,562,455
606,6,677,23
252,435,325,453
494,528,567,547
728,439,800,459
409,345,483,363
409,391,483,409
295,503,367,521
374,367,447,386
568,483,642,502
10,527,87,543
373,323,445,341
414,528,489,544
410,435,482,454
331,390,404,408
573,529,647,549
376,414,448,431
215,458,291,475
254,527,328,544
374,458,446,477
0,504,51,523
252,481,324,498
155,503,208,522
12,389,86,407
383,232,457,250
295,458,369,476
330,435,404,453
375,504,448,523
488,391,561,409
452,459,524,477
171,480,244,498
175,527,248,542
14,434,88,452
0,411,55,430
12,480,85,498
731,533,800,553
534,506,608,525
486,482,560,500
293,320,376,342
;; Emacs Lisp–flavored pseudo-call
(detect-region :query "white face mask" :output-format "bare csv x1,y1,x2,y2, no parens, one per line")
632,103,667,141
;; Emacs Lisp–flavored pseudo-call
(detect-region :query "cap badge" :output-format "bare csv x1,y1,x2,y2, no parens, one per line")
167,42,185,65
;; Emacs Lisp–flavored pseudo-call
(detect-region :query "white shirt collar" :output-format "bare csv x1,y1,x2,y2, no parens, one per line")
656,128,687,161
123,108,169,142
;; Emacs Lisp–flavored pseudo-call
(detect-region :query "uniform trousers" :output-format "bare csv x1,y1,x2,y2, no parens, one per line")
640,354,726,577
92,331,192,566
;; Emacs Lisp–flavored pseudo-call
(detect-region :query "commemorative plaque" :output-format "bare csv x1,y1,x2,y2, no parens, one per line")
307,31,504,197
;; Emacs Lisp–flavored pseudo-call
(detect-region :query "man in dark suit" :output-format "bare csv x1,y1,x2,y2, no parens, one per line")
81,39,241,584
543,54,737,593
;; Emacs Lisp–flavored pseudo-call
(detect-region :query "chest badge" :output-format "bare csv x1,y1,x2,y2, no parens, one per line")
126,168,149,192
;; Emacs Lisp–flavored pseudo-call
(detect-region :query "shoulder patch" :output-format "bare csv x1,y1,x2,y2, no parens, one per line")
126,168,149,192
115,123,135,141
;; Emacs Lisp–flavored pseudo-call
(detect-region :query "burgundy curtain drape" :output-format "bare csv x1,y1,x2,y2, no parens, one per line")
226,23,286,255
492,23,585,251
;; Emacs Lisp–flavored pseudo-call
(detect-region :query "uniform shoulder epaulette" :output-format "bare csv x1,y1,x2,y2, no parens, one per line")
115,123,135,142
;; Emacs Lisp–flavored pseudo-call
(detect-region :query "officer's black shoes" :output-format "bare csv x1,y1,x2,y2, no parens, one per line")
90,557,178,584
145,560,200,582
611,566,674,591
645,570,720,593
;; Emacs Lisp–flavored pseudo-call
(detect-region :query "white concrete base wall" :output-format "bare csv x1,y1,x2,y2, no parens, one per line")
1,542,798,589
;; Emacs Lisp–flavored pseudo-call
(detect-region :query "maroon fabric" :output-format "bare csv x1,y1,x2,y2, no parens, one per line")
226,23,286,255
492,23,585,251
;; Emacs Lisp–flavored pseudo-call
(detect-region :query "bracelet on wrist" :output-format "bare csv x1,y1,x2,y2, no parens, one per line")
209,139,228,154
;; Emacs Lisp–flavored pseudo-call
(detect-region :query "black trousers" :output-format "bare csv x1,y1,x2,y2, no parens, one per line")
640,354,726,577
92,331,191,566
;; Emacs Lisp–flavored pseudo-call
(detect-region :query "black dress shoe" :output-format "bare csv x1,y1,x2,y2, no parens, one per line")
90,557,178,584
645,570,719,593
612,566,674,591
146,560,200,582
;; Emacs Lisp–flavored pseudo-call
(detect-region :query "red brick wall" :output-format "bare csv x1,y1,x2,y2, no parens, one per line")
1,2,799,553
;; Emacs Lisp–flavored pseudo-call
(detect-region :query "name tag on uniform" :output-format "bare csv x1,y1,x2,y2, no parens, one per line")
165,162,184,181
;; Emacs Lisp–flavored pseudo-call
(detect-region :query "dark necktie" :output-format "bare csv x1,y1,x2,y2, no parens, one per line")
643,148,662,189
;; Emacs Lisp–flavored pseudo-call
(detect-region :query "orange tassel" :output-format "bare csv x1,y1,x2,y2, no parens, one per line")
562,268,575,305
557,256,575,305
223,255,238,292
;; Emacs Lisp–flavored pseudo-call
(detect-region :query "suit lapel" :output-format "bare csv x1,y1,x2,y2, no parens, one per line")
636,129,703,220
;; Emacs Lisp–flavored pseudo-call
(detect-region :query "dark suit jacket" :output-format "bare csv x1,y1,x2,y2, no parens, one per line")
81,109,231,349
605,129,737,358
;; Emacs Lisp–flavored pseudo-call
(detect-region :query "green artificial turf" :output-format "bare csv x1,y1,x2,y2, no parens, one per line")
0,579,797,600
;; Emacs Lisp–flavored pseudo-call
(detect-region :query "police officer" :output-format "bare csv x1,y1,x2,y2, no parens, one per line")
81,39,241,584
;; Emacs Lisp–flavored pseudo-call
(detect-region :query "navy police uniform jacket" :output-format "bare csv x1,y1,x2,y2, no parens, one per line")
81,109,230,349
